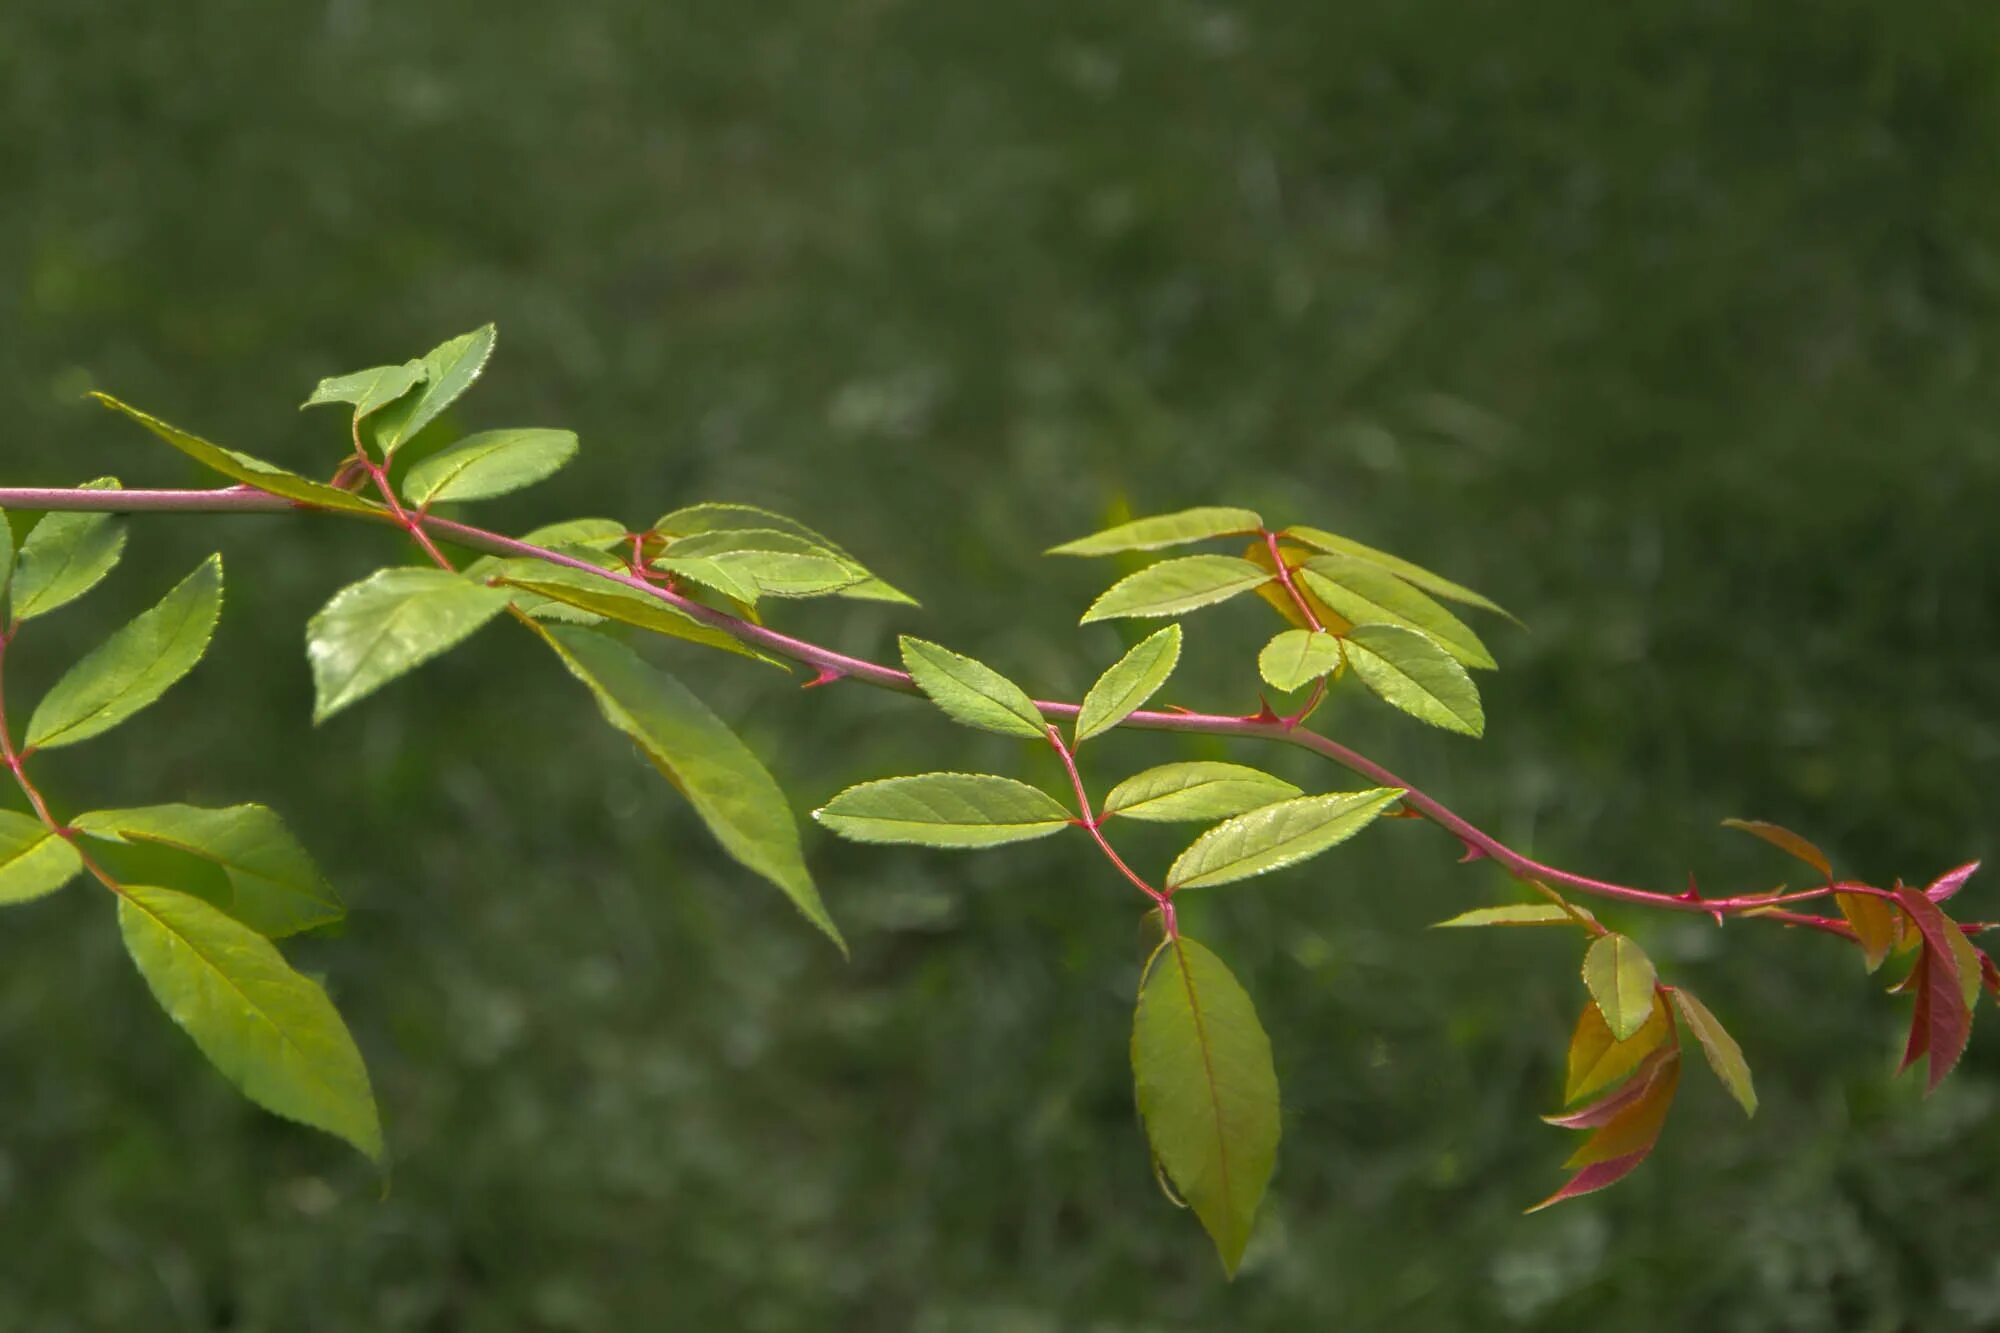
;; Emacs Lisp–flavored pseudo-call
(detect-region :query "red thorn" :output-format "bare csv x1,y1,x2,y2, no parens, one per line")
1458,841,1487,864
802,667,845,689
1243,697,1283,725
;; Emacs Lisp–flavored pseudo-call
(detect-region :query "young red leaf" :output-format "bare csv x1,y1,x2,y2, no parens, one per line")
1927,861,1982,904
1892,885,1974,1092
1720,818,1832,880
1981,949,2000,1001
1564,1056,1679,1168
1524,1152,1652,1214
1543,1048,1672,1129
1565,994,1671,1104
1836,891,1898,973
1898,952,1932,1075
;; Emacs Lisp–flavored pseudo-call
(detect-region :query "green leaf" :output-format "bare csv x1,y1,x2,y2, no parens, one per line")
0,505,14,600
1080,556,1271,624
1669,988,1757,1117
1566,993,1671,1104
813,773,1072,847
0,810,83,905
1583,933,1658,1041
1048,506,1264,557
1165,788,1402,891
1432,903,1600,929
488,563,787,669
518,517,628,552
648,556,762,607
119,883,382,1162
540,625,841,950
900,636,1046,739
663,529,864,599
10,481,126,621
654,501,917,605
1297,557,1495,669
1341,623,1485,737
91,394,385,516
306,568,512,722
1075,624,1182,743
1101,762,1303,823
401,429,579,506
73,804,342,937
1282,524,1516,623
1256,629,1343,692
24,556,222,750
301,360,427,420
363,325,499,456
1132,935,1280,1276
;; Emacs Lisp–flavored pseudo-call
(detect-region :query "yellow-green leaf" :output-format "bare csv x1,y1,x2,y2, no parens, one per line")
813,773,1072,848
401,428,579,506
1668,989,1756,1117
1048,506,1264,557
1256,629,1343,693
654,502,916,605
1297,556,1495,669
9,480,127,621
1720,818,1833,880
73,803,342,937
1080,555,1271,623
1565,993,1671,1104
1075,624,1181,743
1583,933,1658,1041
1165,788,1402,891
307,568,512,722
1281,524,1516,623
1433,903,1599,929
900,636,1046,739
1341,623,1484,737
1101,762,1303,823
91,394,384,516
0,810,83,905
362,325,498,456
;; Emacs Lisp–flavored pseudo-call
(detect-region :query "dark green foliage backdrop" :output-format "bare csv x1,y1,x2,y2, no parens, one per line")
4,1,1999,1327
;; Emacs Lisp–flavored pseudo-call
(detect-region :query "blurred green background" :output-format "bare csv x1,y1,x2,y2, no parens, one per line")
5,0,2000,1328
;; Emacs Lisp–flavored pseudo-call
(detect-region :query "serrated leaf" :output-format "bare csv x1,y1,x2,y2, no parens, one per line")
1282,524,1516,623
1101,762,1303,823
649,556,761,606
1562,1055,1679,1169
664,529,864,598
306,568,511,722
900,636,1046,739
813,773,1072,848
1720,819,1832,880
1892,884,1975,1091
10,481,126,621
1132,936,1279,1276
1837,891,1898,972
485,563,786,668
401,429,579,506
119,884,381,1161
519,517,628,551
1669,989,1756,1117
24,556,222,750
73,804,341,937
1565,993,1671,1104
653,501,916,604
1256,629,1343,693
1297,556,1495,669
1076,624,1182,743
1926,861,1981,904
301,360,427,420
540,625,840,950
1523,1151,1653,1213
1165,788,1401,891
1582,933,1658,1041
91,394,384,516
1433,903,1599,929
363,325,498,456
0,810,83,905
1081,556,1271,624
1341,623,1484,737
1543,1048,1672,1128
1048,506,1264,557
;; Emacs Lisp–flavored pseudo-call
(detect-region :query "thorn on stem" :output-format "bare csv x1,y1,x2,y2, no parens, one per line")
802,667,845,689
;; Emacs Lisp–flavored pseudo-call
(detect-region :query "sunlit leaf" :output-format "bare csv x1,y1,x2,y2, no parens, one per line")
1433,903,1599,930
1081,556,1271,624
653,501,917,605
301,360,426,420
1582,933,1658,1041
401,429,579,506
0,504,13,600
91,394,384,515
1297,556,1495,669
488,562,786,668
813,773,1072,848
1926,861,1981,904
900,636,1046,739
363,325,498,456
119,883,382,1162
1669,989,1756,1117
1131,936,1279,1276
306,567,512,722
1075,624,1181,743
1256,629,1343,693
1565,993,1671,1104
649,556,762,607
1165,788,1402,891
0,810,83,905
24,556,222,750
73,804,342,937
540,625,841,950
1101,762,1303,823
1047,506,1264,557
1837,891,1898,973
1340,623,1484,736
9,480,127,621
664,529,864,598
1281,524,1516,623
1720,818,1832,880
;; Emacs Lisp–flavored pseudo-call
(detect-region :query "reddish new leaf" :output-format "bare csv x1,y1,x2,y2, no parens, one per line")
1981,950,2000,1002
1525,1152,1652,1214
1565,1056,1680,1168
1892,885,1974,1092
1927,861,1982,904
1837,891,1898,973
1720,818,1832,880
1543,1048,1672,1129
1565,993,1672,1105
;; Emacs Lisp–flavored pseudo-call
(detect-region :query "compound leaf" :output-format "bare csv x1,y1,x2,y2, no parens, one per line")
1132,935,1279,1276
25,556,222,750
900,636,1046,739
119,883,382,1162
1076,624,1181,743
540,625,840,950
814,773,1072,848
1165,788,1402,891
307,568,511,722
